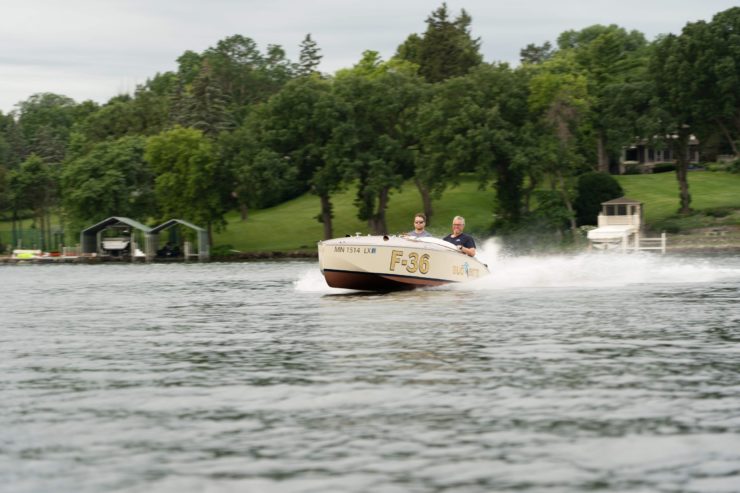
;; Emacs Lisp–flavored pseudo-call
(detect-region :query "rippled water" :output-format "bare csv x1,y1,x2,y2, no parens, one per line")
3,244,740,492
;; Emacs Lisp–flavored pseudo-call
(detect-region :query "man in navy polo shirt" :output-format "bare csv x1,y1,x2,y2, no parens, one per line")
443,216,476,257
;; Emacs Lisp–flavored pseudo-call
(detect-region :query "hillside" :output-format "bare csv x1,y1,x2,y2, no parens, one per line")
2,170,739,254
617,171,740,224
214,176,495,253
213,170,740,252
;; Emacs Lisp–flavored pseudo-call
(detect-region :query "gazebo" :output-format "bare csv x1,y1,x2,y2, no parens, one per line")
586,197,666,253
587,197,643,252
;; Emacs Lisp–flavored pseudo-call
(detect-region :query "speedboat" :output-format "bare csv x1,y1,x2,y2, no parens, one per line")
317,234,490,291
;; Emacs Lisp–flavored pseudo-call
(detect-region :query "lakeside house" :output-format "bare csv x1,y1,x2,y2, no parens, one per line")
619,135,701,173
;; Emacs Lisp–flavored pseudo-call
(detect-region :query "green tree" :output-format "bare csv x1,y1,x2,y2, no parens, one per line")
170,35,294,132
407,83,445,225
684,8,740,158
649,33,694,214
334,53,423,234
614,10,740,215
0,111,23,169
206,35,293,107
145,127,231,241
0,112,13,169
0,112,22,236
186,60,233,136
520,41,554,65
573,171,623,226
8,154,56,249
238,75,348,238
14,93,80,164
0,163,9,222
528,63,591,232
219,125,301,221
412,63,527,227
74,73,174,145
297,34,323,77
395,3,482,83
74,99,132,143
555,25,650,172
0,115,11,219
61,136,156,229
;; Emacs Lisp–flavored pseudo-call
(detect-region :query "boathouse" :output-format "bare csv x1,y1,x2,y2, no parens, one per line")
147,219,209,262
80,216,210,261
80,217,151,258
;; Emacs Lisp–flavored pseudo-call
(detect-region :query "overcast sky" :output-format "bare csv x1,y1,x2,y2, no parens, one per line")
1,0,736,114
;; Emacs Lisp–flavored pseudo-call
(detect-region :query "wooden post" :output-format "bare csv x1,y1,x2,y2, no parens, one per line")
131,232,136,263
145,234,155,262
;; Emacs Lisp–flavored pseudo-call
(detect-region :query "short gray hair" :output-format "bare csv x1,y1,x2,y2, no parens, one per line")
453,215,465,225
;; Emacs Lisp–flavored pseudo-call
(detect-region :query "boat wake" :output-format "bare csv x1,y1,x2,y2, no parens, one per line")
295,238,740,293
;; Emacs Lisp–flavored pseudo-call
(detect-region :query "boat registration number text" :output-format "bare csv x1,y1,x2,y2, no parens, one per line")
333,246,376,254
389,250,430,274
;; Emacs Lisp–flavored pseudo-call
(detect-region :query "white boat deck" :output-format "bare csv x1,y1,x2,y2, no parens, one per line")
587,225,637,240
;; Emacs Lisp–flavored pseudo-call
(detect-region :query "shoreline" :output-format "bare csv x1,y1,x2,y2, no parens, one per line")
2,242,739,264
3,229,740,264
0,250,319,264
666,231,740,254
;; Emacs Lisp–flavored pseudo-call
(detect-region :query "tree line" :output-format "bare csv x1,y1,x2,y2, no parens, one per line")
0,4,738,249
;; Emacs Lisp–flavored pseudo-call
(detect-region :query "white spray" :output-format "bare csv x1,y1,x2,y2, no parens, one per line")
295,238,740,293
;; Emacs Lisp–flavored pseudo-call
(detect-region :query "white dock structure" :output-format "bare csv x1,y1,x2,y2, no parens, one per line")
587,197,666,253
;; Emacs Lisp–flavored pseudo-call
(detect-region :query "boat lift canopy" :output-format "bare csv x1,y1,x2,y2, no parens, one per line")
147,219,209,261
80,217,152,256
80,217,209,261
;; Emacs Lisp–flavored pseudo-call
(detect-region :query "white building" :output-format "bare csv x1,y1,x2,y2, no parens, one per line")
587,197,643,252
587,197,667,253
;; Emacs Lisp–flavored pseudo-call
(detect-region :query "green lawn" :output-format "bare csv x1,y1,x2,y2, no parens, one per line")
616,170,740,223
216,170,740,251
3,170,739,253
215,176,495,252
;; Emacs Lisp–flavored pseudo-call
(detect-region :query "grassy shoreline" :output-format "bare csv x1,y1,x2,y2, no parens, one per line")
213,170,740,253
2,170,740,255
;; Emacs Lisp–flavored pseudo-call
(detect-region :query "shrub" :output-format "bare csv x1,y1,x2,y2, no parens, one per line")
705,207,732,218
706,163,727,172
532,190,573,230
210,244,236,256
573,172,624,226
652,163,676,173
623,163,642,175
705,160,739,173
653,218,682,233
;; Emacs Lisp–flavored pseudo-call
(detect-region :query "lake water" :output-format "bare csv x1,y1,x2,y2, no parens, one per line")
2,242,740,493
